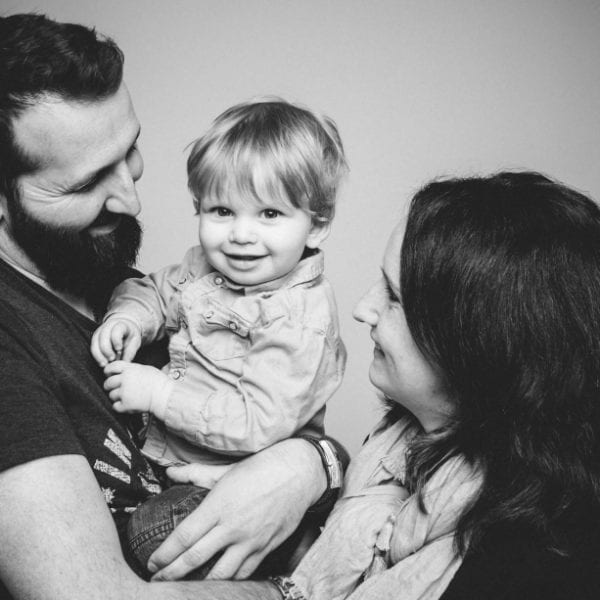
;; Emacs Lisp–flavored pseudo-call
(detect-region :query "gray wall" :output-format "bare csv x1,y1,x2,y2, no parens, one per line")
5,0,600,455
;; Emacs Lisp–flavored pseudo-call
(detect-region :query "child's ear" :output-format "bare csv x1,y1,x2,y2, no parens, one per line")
306,220,331,249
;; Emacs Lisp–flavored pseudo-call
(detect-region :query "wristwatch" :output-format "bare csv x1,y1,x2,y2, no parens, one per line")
269,576,307,600
297,435,342,510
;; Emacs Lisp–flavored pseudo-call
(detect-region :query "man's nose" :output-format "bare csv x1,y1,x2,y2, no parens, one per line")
104,161,141,217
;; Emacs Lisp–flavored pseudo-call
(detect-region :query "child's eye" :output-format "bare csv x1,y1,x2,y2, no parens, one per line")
262,209,281,219
214,207,232,217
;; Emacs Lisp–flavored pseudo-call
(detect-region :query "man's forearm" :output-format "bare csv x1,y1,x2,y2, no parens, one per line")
155,580,281,600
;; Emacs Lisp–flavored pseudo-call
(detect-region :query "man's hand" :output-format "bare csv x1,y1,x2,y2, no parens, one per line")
91,317,142,367
103,361,173,418
147,438,327,581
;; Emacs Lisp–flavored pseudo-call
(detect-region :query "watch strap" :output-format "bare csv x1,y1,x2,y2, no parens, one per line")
297,435,342,511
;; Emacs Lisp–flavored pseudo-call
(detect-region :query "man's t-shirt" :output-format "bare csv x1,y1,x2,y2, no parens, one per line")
0,258,163,543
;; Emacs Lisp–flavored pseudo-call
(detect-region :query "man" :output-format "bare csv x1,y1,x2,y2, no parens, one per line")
0,13,341,599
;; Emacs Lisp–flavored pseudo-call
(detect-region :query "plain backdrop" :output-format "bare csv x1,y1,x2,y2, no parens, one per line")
3,0,600,455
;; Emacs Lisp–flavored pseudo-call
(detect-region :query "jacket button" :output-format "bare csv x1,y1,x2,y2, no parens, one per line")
229,321,238,331
214,276,223,285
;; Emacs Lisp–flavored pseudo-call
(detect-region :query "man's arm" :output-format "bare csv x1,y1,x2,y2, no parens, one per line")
0,453,285,600
147,437,329,581
0,454,148,599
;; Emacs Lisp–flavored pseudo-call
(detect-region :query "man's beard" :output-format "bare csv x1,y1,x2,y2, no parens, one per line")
6,197,142,317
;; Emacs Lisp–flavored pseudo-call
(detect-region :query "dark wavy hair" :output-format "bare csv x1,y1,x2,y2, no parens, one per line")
0,13,124,202
399,171,600,555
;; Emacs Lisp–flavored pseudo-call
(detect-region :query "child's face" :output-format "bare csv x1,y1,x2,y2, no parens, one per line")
198,193,329,286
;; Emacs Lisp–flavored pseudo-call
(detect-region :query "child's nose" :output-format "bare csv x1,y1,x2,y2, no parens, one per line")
229,218,257,244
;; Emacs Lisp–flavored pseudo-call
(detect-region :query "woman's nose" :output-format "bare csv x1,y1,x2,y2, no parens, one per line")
353,280,382,326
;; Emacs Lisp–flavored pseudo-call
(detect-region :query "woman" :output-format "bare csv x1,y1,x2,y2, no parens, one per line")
271,171,600,599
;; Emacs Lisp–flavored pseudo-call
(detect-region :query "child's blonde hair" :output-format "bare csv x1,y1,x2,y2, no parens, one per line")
187,97,347,225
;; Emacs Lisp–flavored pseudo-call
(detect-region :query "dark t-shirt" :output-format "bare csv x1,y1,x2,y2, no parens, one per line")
0,259,164,595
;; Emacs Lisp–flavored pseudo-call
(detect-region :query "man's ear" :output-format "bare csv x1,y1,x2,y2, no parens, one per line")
306,220,331,249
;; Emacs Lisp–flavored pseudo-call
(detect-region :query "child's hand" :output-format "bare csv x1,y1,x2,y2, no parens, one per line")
91,317,142,367
167,463,234,488
103,361,173,419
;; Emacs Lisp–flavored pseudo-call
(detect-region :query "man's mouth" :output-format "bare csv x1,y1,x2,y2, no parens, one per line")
88,212,121,236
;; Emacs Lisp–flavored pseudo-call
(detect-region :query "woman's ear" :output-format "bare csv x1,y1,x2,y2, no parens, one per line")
306,220,331,249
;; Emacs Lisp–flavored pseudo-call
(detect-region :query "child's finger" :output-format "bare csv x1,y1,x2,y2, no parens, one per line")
166,464,233,488
103,360,128,376
90,329,112,367
121,335,142,362
109,322,131,354
108,385,126,402
103,374,118,391
111,400,125,412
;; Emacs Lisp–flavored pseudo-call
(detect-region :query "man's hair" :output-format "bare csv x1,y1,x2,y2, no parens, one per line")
398,171,600,555
0,13,124,200
187,97,348,224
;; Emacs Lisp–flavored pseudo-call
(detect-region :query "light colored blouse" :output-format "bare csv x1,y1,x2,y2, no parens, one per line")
291,416,482,600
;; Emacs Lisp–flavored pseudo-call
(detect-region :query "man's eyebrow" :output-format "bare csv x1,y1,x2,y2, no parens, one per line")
69,127,141,192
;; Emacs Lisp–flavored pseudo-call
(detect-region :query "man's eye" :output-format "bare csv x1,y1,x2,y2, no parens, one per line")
74,178,99,194
262,209,281,219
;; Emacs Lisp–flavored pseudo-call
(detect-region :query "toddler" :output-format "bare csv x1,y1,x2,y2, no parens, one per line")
91,98,347,576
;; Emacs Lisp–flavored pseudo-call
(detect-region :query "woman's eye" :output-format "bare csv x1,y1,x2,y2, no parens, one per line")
384,280,400,303
262,209,281,219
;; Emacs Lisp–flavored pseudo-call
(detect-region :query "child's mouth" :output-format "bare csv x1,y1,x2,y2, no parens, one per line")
225,254,265,262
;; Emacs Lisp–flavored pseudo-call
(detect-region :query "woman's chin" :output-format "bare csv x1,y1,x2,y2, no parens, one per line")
368,367,388,397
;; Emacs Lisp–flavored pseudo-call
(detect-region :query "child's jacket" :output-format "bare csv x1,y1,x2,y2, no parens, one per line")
105,246,346,467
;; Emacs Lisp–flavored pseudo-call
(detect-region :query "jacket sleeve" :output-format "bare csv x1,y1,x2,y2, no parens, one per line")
162,313,347,455
104,247,203,344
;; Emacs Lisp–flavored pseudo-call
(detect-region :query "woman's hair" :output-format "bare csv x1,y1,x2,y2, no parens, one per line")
187,97,348,225
399,171,600,554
